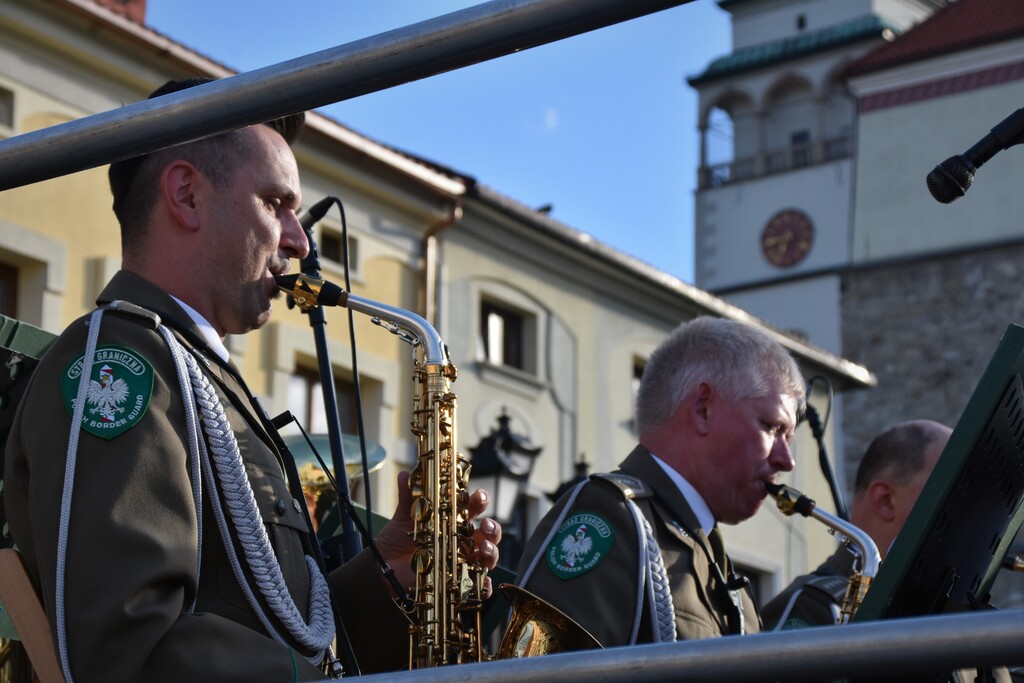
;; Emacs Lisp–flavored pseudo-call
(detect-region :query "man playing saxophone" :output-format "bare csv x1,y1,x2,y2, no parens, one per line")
3,78,502,682
761,419,951,631
514,316,805,647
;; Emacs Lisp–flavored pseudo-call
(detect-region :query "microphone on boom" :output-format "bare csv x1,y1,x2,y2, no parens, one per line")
926,107,1024,203
299,196,335,230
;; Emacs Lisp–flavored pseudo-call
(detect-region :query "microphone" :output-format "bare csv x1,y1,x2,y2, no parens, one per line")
927,107,1024,203
299,195,335,230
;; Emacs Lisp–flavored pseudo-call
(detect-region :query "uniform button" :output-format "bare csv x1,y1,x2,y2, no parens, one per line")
293,498,303,514
275,499,287,516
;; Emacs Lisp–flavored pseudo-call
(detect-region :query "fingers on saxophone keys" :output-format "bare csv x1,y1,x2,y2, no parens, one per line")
479,517,502,544
476,539,499,570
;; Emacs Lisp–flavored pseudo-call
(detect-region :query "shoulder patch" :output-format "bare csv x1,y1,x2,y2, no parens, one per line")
61,345,154,440
590,472,653,499
546,511,615,580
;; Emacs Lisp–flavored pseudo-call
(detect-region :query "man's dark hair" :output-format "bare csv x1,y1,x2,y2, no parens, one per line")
108,77,305,255
854,422,938,492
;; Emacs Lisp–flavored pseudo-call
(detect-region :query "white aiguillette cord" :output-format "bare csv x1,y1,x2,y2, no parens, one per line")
57,304,335,681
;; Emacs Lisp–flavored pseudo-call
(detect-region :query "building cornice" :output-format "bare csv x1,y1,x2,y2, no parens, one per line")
470,185,875,389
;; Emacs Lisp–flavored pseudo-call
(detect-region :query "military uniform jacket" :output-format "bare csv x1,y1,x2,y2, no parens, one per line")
760,545,853,631
4,270,406,682
515,445,760,648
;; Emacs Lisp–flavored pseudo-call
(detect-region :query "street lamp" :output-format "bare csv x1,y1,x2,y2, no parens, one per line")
468,409,542,564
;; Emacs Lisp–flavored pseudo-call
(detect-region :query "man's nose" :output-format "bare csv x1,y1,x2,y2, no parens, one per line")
771,438,795,472
280,210,309,260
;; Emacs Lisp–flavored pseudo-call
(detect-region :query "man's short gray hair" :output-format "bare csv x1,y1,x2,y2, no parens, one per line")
634,316,806,435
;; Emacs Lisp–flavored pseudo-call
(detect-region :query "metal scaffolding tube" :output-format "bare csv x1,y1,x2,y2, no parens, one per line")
0,0,693,191
346,609,1024,683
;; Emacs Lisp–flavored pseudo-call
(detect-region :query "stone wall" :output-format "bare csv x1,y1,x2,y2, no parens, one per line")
841,241,1024,606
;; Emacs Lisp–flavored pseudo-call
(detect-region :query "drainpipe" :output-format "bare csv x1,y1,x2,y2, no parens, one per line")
422,198,463,329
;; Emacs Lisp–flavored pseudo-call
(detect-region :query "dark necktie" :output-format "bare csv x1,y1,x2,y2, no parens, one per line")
708,526,745,634
708,526,729,572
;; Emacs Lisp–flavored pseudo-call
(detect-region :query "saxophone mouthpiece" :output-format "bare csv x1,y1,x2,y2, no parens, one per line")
275,273,348,310
765,482,816,518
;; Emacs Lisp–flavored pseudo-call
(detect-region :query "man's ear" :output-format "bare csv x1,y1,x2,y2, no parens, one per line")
691,382,714,436
161,160,202,231
866,480,897,523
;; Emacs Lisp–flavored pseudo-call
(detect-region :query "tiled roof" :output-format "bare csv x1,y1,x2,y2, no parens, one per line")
844,0,1024,78
688,14,899,85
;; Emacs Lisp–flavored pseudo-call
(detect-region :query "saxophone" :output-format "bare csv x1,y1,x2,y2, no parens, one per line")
276,273,487,666
765,482,881,623
276,273,598,666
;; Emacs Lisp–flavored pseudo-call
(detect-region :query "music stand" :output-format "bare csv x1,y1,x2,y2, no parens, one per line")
855,323,1024,622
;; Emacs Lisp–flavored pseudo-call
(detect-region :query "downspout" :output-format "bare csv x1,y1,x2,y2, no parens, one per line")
422,198,464,329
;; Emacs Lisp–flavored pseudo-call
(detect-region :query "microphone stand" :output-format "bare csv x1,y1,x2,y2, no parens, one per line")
297,202,362,566
806,377,850,522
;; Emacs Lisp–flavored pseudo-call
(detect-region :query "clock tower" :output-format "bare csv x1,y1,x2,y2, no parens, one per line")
688,0,943,354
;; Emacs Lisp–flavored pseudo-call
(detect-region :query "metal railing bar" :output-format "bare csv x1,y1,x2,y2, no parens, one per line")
0,0,693,191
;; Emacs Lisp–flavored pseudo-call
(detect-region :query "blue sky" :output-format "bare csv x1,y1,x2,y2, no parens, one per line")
145,1,731,283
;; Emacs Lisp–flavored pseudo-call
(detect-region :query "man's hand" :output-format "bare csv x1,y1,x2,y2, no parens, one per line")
374,470,503,597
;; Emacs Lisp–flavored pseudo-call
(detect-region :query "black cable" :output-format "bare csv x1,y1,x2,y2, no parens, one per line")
333,199,375,540
805,375,849,521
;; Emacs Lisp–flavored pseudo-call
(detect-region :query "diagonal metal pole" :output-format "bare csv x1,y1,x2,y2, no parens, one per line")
0,0,693,190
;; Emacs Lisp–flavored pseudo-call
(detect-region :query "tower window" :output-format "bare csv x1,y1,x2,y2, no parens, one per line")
796,14,807,31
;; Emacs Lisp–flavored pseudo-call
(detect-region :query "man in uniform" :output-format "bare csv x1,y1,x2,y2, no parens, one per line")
3,79,500,681
761,419,951,630
514,316,805,647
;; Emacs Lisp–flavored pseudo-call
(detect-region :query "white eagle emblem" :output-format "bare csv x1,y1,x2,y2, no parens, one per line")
558,524,593,567
86,364,130,422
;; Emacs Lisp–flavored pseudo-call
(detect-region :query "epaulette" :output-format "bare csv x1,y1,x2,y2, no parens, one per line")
802,574,850,604
103,300,162,330
590,472,654,500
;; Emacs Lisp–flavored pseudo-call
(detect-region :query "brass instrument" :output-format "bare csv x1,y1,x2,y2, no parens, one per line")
276,273,600,666
496,584,601,657
766,482,881,623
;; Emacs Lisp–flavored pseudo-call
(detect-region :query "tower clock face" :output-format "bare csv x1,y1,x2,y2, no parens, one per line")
761,209,814,268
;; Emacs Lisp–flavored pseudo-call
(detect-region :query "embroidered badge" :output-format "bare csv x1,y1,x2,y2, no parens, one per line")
781,617,813,631
61,345,154,440
546,512,615,580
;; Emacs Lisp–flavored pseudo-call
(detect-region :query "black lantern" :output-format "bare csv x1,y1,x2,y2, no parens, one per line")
548,454,590,503
468,410,542,561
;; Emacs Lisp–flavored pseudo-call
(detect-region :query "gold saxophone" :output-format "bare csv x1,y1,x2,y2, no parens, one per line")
765,482,881,623
407,356,489,666
276,273,599,667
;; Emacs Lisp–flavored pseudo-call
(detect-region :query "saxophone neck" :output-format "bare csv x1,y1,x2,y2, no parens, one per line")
274,272,450,365
766,482,881,580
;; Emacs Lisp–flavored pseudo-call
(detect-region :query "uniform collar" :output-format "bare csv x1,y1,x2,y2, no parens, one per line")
648,451,715,535
170,295,230,363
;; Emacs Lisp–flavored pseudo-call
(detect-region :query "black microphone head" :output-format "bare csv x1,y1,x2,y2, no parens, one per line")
927,154,974,203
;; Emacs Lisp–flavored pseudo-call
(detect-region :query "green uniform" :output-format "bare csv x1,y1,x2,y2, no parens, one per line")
4,270,406,682
760,546,852,631
514,446,760,648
